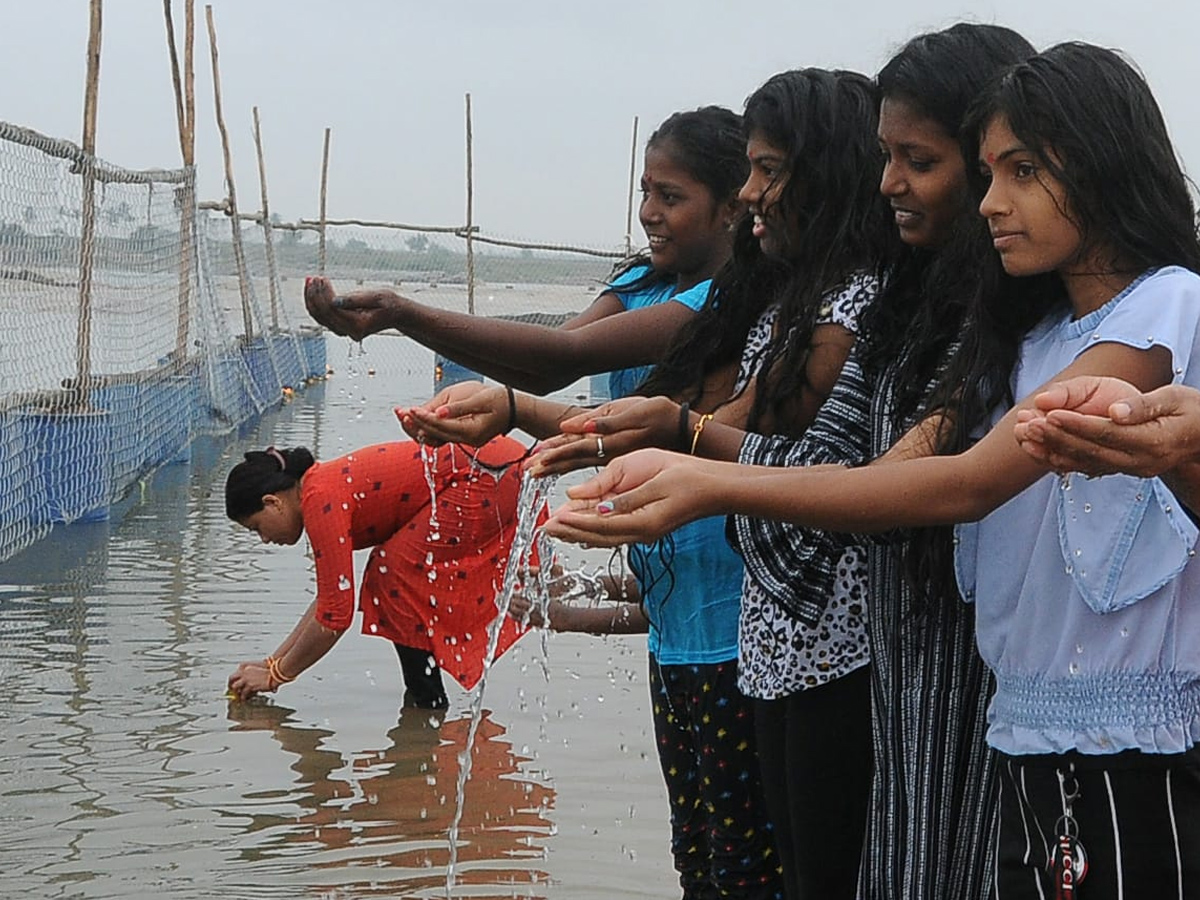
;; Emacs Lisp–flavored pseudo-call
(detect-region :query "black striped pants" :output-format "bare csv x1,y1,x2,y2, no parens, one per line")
995,747,1200,899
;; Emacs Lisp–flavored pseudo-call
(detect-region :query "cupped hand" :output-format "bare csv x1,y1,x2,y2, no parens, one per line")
529,396,682,477
542,448,715,547
303,275,405,341
1014,376,1200,478
395,381,507,446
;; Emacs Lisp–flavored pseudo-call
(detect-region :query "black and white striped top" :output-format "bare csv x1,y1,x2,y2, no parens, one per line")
736,344,999,900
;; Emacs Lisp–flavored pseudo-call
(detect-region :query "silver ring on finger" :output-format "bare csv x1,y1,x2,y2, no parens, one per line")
596,435,606,459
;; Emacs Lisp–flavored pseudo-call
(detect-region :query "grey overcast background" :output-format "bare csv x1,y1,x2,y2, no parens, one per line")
0,1,1196,248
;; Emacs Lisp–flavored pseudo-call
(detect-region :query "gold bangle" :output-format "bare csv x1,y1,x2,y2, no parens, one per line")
266,655,296,690
690,413,713,456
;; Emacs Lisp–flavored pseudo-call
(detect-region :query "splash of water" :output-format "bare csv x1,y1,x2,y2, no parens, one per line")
444,468,557,897
420,442,441,540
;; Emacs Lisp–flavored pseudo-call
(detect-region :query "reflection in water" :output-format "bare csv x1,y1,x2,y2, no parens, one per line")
0,349,673,899
226,702,554,897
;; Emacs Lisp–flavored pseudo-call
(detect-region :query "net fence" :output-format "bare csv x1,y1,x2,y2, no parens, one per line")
0,121,324,562
0,118,633,565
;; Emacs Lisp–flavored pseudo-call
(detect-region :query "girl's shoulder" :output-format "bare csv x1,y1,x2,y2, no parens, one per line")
606,263,655,291
1129,264,1200,296
818,270,880,333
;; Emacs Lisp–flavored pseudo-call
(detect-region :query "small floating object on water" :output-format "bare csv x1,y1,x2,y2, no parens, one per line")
367,367,376,376
326,363,335,375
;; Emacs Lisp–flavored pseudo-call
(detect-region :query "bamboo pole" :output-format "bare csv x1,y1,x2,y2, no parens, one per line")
252,106,280,329
465,92,475,314
205,4,254,342
164,0,196,368
318,127,330,275
624,115,639,259
74,0,103,404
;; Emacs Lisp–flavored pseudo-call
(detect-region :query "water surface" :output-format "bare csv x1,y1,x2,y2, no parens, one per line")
0,339,675,899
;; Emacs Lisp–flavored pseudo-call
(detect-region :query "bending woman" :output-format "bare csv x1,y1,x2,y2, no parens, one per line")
303,106,746,396
225,437,536,708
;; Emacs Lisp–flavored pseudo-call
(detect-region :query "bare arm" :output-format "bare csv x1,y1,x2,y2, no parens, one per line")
545,342,1172,544
227,602,343,700
307,275,699,396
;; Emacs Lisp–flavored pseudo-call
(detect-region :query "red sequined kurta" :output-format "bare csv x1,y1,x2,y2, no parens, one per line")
302,438,536,689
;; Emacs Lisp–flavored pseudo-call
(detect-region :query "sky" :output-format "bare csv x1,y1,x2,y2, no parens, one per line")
1,1,1198,248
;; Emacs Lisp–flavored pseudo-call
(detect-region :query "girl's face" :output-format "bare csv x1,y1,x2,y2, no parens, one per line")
738,130,791,258
978,114,1083,278
239,491,304,545
878,97,967,249
639,140,734,281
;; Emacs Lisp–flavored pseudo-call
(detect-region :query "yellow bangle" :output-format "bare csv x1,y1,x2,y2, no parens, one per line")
690,413,713,455
266,655,296,690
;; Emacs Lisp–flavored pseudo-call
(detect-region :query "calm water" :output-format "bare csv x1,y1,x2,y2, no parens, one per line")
0,337,675,899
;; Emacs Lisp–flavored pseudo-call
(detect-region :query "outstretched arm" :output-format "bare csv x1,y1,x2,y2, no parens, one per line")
305,276,698,396
544,342,1172,546
396,381,587,445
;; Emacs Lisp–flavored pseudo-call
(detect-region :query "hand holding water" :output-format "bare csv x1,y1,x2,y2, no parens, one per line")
529,396,683,476
303,274,408,342
1015,376,1200,478
395,381,508,447
543,448,722,547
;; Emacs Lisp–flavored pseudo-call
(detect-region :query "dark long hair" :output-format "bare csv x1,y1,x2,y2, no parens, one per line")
938,41,1200,449
607,105,748,293
858,23,1038,423
641,69,893,434
853,23,1037,606
225,446,316,520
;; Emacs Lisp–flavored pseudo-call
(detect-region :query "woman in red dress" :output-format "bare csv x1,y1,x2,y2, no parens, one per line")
224,437,536,708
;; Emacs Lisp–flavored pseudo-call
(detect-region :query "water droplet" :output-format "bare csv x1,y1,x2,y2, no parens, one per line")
1074,548,1083,557
1120,626,1130,638
1068,661,1080,675
1065,565,1074,575
369,623,378,633
425,551,434,565
1075,643,1084,654
1083,503,1092,513
338,574,351,590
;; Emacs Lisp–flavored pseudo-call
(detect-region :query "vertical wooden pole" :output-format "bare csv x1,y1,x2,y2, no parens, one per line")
624,115,639,259
75,0,103,403
318,127,330,275
253,107,280,330
465,92,475,314
205,4,254,342
164,0,195,368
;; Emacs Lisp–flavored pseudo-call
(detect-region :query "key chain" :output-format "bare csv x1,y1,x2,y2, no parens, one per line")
1048,766,1089,897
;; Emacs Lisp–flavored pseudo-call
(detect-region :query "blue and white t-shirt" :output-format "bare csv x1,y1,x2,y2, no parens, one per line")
605,265,712,400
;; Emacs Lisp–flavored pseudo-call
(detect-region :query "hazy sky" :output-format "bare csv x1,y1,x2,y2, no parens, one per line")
2,1,1197,248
